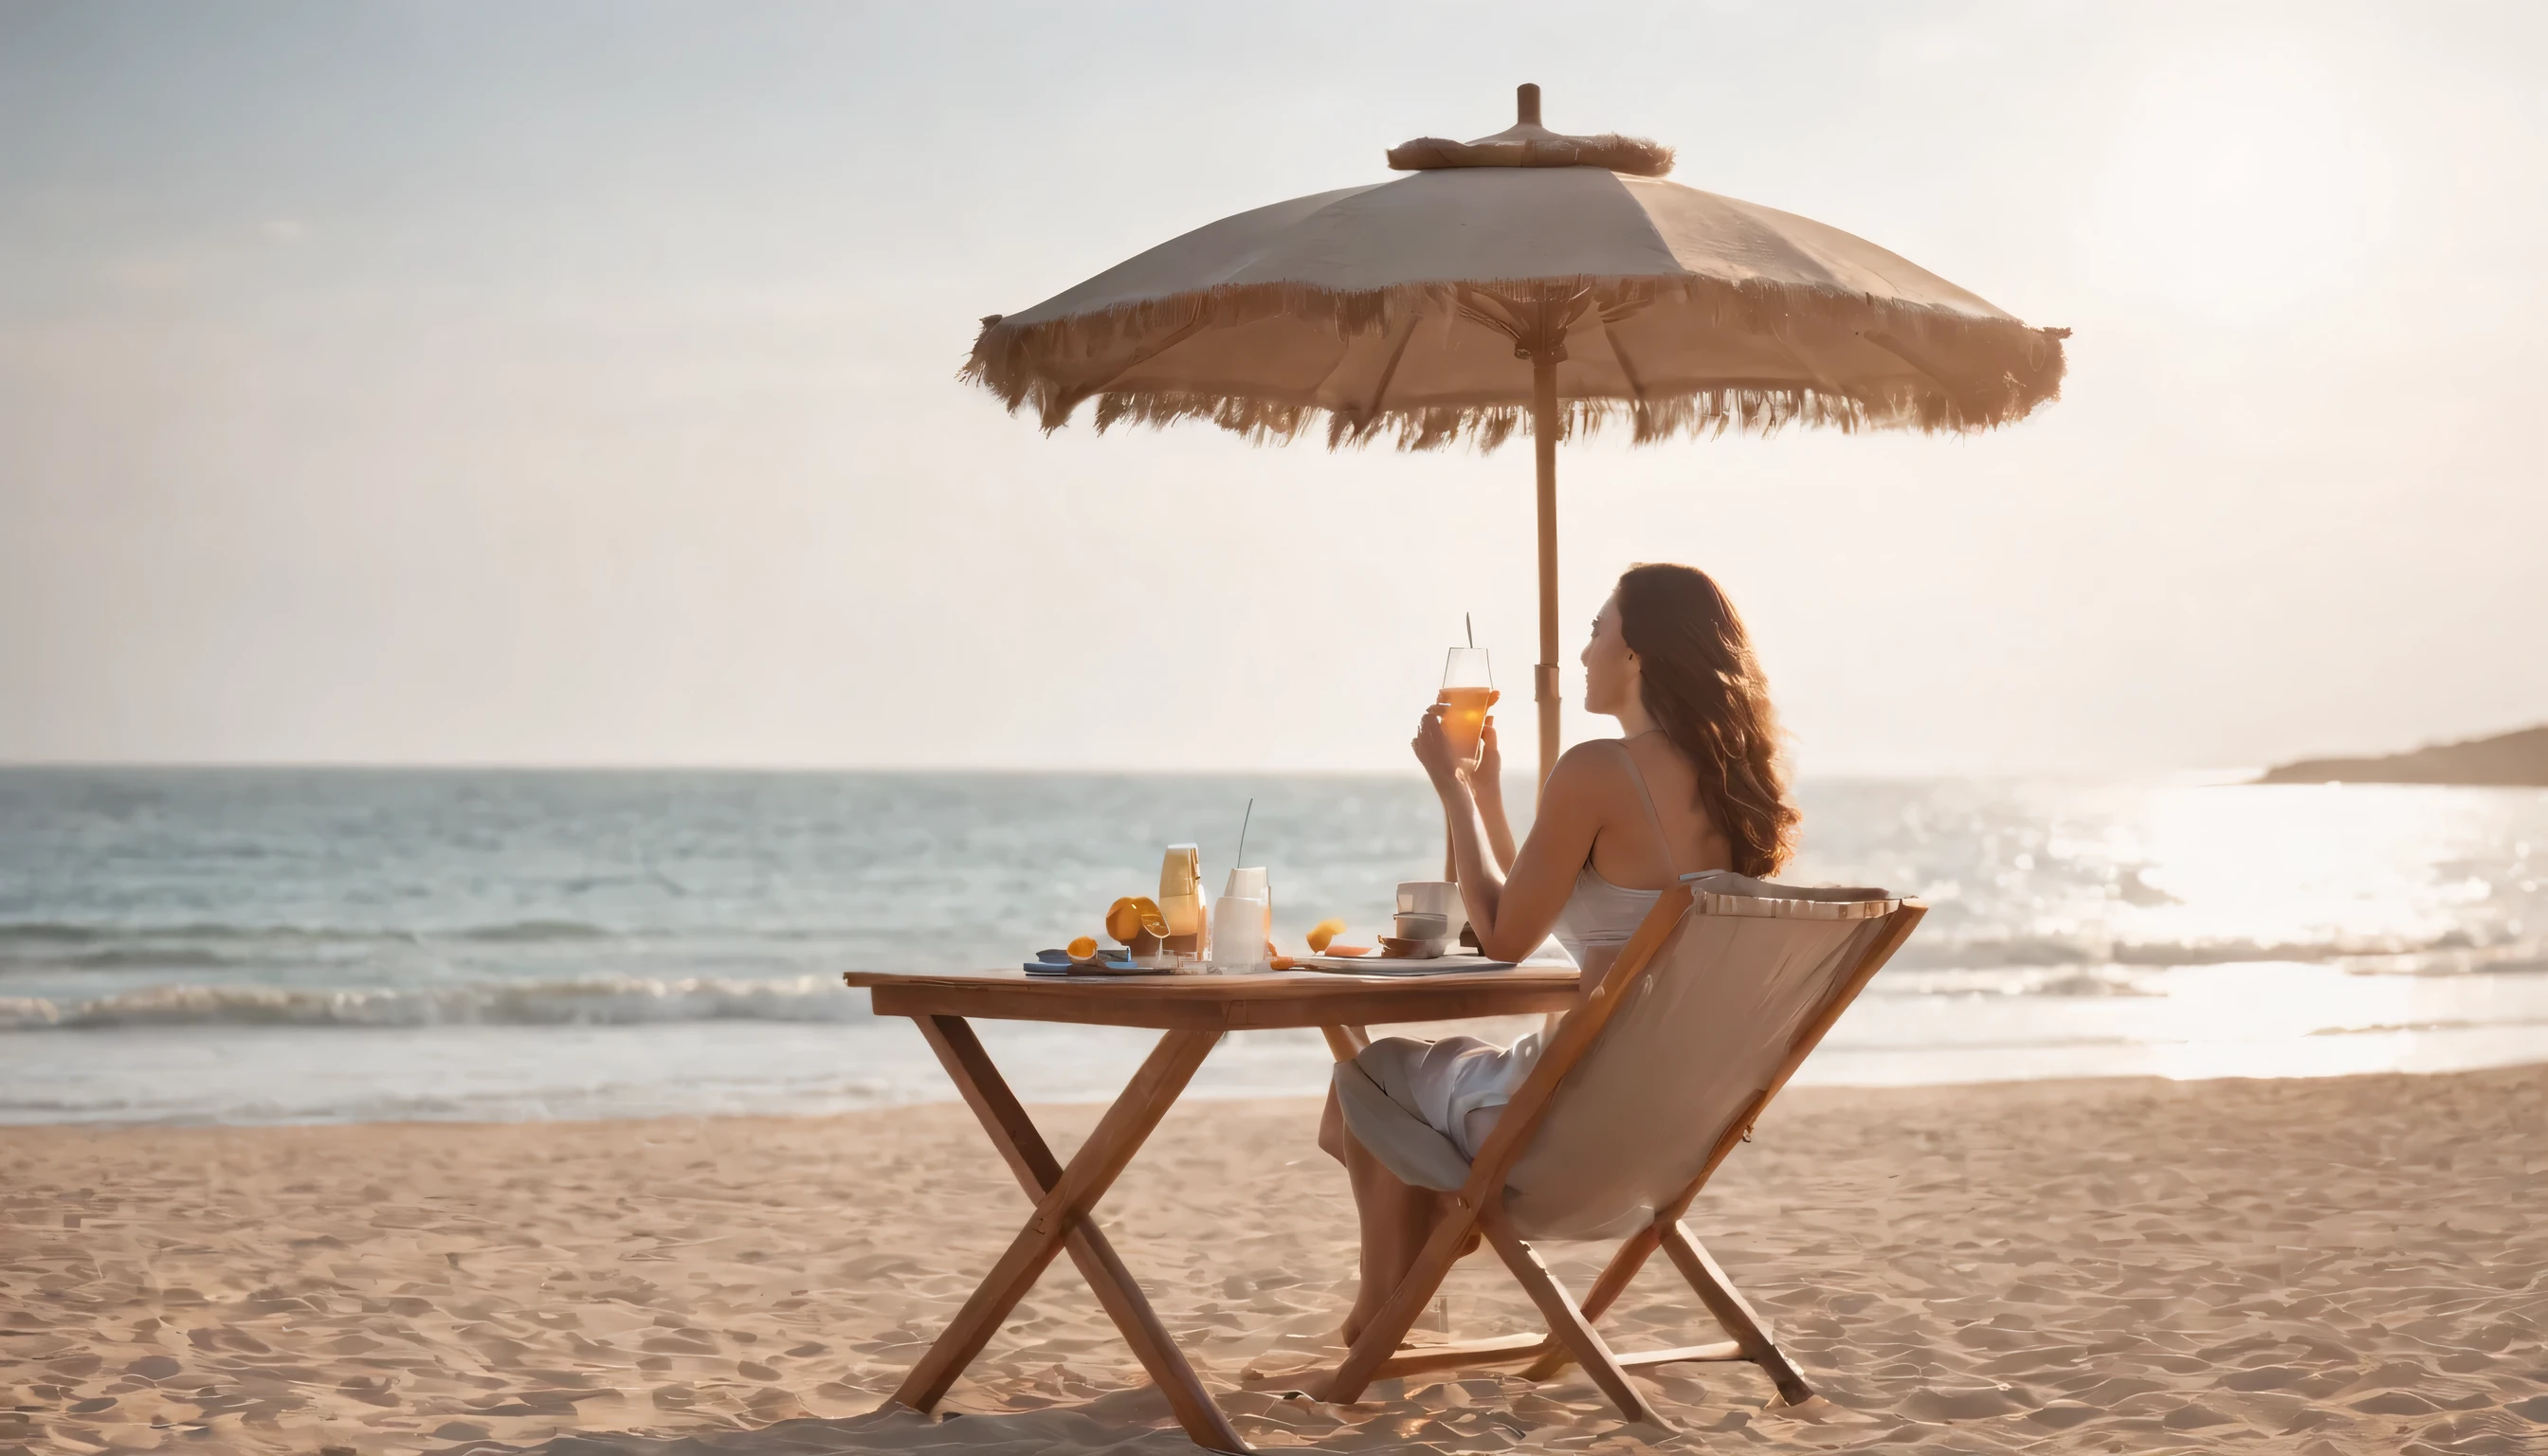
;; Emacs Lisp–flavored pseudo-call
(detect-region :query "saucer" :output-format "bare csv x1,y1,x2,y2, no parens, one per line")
1375,935,1449,959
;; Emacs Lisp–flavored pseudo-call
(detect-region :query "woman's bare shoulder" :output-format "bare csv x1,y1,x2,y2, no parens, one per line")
1540,739,1634,806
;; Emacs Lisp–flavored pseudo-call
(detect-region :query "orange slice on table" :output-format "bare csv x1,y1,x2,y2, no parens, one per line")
1066,935,1099,963
1305,918,1347,955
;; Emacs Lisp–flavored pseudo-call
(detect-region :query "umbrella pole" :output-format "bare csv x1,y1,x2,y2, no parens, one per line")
1533,355,1560,807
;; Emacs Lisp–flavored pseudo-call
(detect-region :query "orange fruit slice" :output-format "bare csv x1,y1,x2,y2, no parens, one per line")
1106,896,1169,944
1066,935,1098,962
1306,918,1346,955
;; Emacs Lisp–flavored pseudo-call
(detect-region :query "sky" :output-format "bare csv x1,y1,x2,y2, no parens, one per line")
2,0,2542,775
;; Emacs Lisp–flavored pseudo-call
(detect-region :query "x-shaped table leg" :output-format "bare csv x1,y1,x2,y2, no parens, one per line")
893,1015,1247,1453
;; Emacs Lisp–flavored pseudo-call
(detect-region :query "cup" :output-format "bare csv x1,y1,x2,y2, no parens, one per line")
1209,895,1269,973
1392,910,1448,941
1395,881,1466,939
1223,866,1271,951
1438,646,1493,762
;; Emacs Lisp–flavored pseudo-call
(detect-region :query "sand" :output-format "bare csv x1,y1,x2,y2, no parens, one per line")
3,1063,2542,1456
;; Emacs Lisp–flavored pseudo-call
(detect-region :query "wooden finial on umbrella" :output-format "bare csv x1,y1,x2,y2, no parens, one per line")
1385,82,1670,174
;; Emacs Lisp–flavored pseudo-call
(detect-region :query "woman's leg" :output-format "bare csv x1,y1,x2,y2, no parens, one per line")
1320,1058,1486,1345
1325,1088,1478,1346
1337,1123,1447,1346
1323,1084,1421,1340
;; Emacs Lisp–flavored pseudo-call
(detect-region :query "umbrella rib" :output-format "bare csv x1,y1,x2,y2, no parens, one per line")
1355,314,1424,424
1683,307,1849,417
1454,284,1529,350
1458,282,1594,360
1861,330,1975,402
1065,311,1217,406
1602,317,1654,408
1298,309,1402,423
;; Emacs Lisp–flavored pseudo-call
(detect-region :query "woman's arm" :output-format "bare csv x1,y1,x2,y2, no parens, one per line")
1415,710,1607,963
1468,711,1520,874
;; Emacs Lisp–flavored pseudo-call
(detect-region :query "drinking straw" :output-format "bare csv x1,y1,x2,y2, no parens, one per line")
1235,797,1255,868
1465,612,1475,648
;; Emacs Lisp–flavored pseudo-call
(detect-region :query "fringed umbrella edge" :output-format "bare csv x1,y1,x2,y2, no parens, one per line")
959,277,2068,452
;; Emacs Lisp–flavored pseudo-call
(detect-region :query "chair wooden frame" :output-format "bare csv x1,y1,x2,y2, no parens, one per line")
1320,885,1927,1423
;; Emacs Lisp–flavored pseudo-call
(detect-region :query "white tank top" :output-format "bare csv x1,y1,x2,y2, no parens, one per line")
1550,736,1678,974
1381,737,1694,1157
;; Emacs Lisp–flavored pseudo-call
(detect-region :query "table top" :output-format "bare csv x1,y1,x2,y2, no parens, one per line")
841,964,1582,1029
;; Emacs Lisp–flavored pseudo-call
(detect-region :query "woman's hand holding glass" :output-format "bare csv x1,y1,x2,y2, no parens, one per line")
1411,689,1502,793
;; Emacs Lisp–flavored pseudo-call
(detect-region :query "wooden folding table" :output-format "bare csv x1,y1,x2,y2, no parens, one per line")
839,965,1580,1453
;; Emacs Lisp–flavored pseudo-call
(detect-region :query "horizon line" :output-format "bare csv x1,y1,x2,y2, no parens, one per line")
0,758,2271,786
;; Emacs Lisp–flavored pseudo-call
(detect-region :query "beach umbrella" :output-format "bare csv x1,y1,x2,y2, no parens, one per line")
966,84,2068,797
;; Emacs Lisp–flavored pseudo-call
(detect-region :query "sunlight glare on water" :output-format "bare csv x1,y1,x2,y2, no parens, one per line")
2128,784,2522,961
1800,778,2546,1087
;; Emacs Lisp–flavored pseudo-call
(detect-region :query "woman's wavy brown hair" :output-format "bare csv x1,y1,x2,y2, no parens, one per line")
1613,562,1798,878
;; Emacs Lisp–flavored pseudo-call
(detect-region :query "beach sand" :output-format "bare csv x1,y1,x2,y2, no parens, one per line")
4,1062,2541,1456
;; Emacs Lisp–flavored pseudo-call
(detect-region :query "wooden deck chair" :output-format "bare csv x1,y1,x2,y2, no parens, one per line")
1321,870,1924,1425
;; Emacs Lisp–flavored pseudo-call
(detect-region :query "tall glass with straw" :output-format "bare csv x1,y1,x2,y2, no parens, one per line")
1440,651,1493,764
1210,798,1269,973
1439,618,1492,879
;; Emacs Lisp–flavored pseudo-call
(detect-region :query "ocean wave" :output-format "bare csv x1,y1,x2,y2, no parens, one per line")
1891,930,2543,974
1,947,243,972
1890,936,2115,971
2305,1016,2548,1037
0,920,366,946
1868,965,2158,998
2370,956,2548,977
452,919,615,942
0,918,622,947
0,974,867,1031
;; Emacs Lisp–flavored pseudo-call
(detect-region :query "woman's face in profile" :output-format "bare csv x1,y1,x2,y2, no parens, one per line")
1580,592,1636,716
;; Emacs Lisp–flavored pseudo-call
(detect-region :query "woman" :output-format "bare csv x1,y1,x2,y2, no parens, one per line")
1317,562,1799,1344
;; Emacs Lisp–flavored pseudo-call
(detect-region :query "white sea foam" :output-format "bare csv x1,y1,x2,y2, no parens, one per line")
0,974,863,1031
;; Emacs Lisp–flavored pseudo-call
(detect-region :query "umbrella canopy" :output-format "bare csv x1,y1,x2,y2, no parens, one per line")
965,85,2067,793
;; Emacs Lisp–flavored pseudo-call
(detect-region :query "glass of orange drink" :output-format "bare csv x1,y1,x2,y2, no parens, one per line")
1439,646,1493,764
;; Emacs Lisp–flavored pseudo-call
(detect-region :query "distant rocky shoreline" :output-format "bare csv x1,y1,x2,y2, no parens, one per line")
2256,723,2548,787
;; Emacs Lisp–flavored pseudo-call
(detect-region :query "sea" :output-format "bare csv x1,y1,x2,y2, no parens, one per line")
3,768,2543,1126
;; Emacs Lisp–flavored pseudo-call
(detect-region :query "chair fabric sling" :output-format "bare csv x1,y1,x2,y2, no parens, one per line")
1338,870,1894,1238
1324,870,1922,1423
